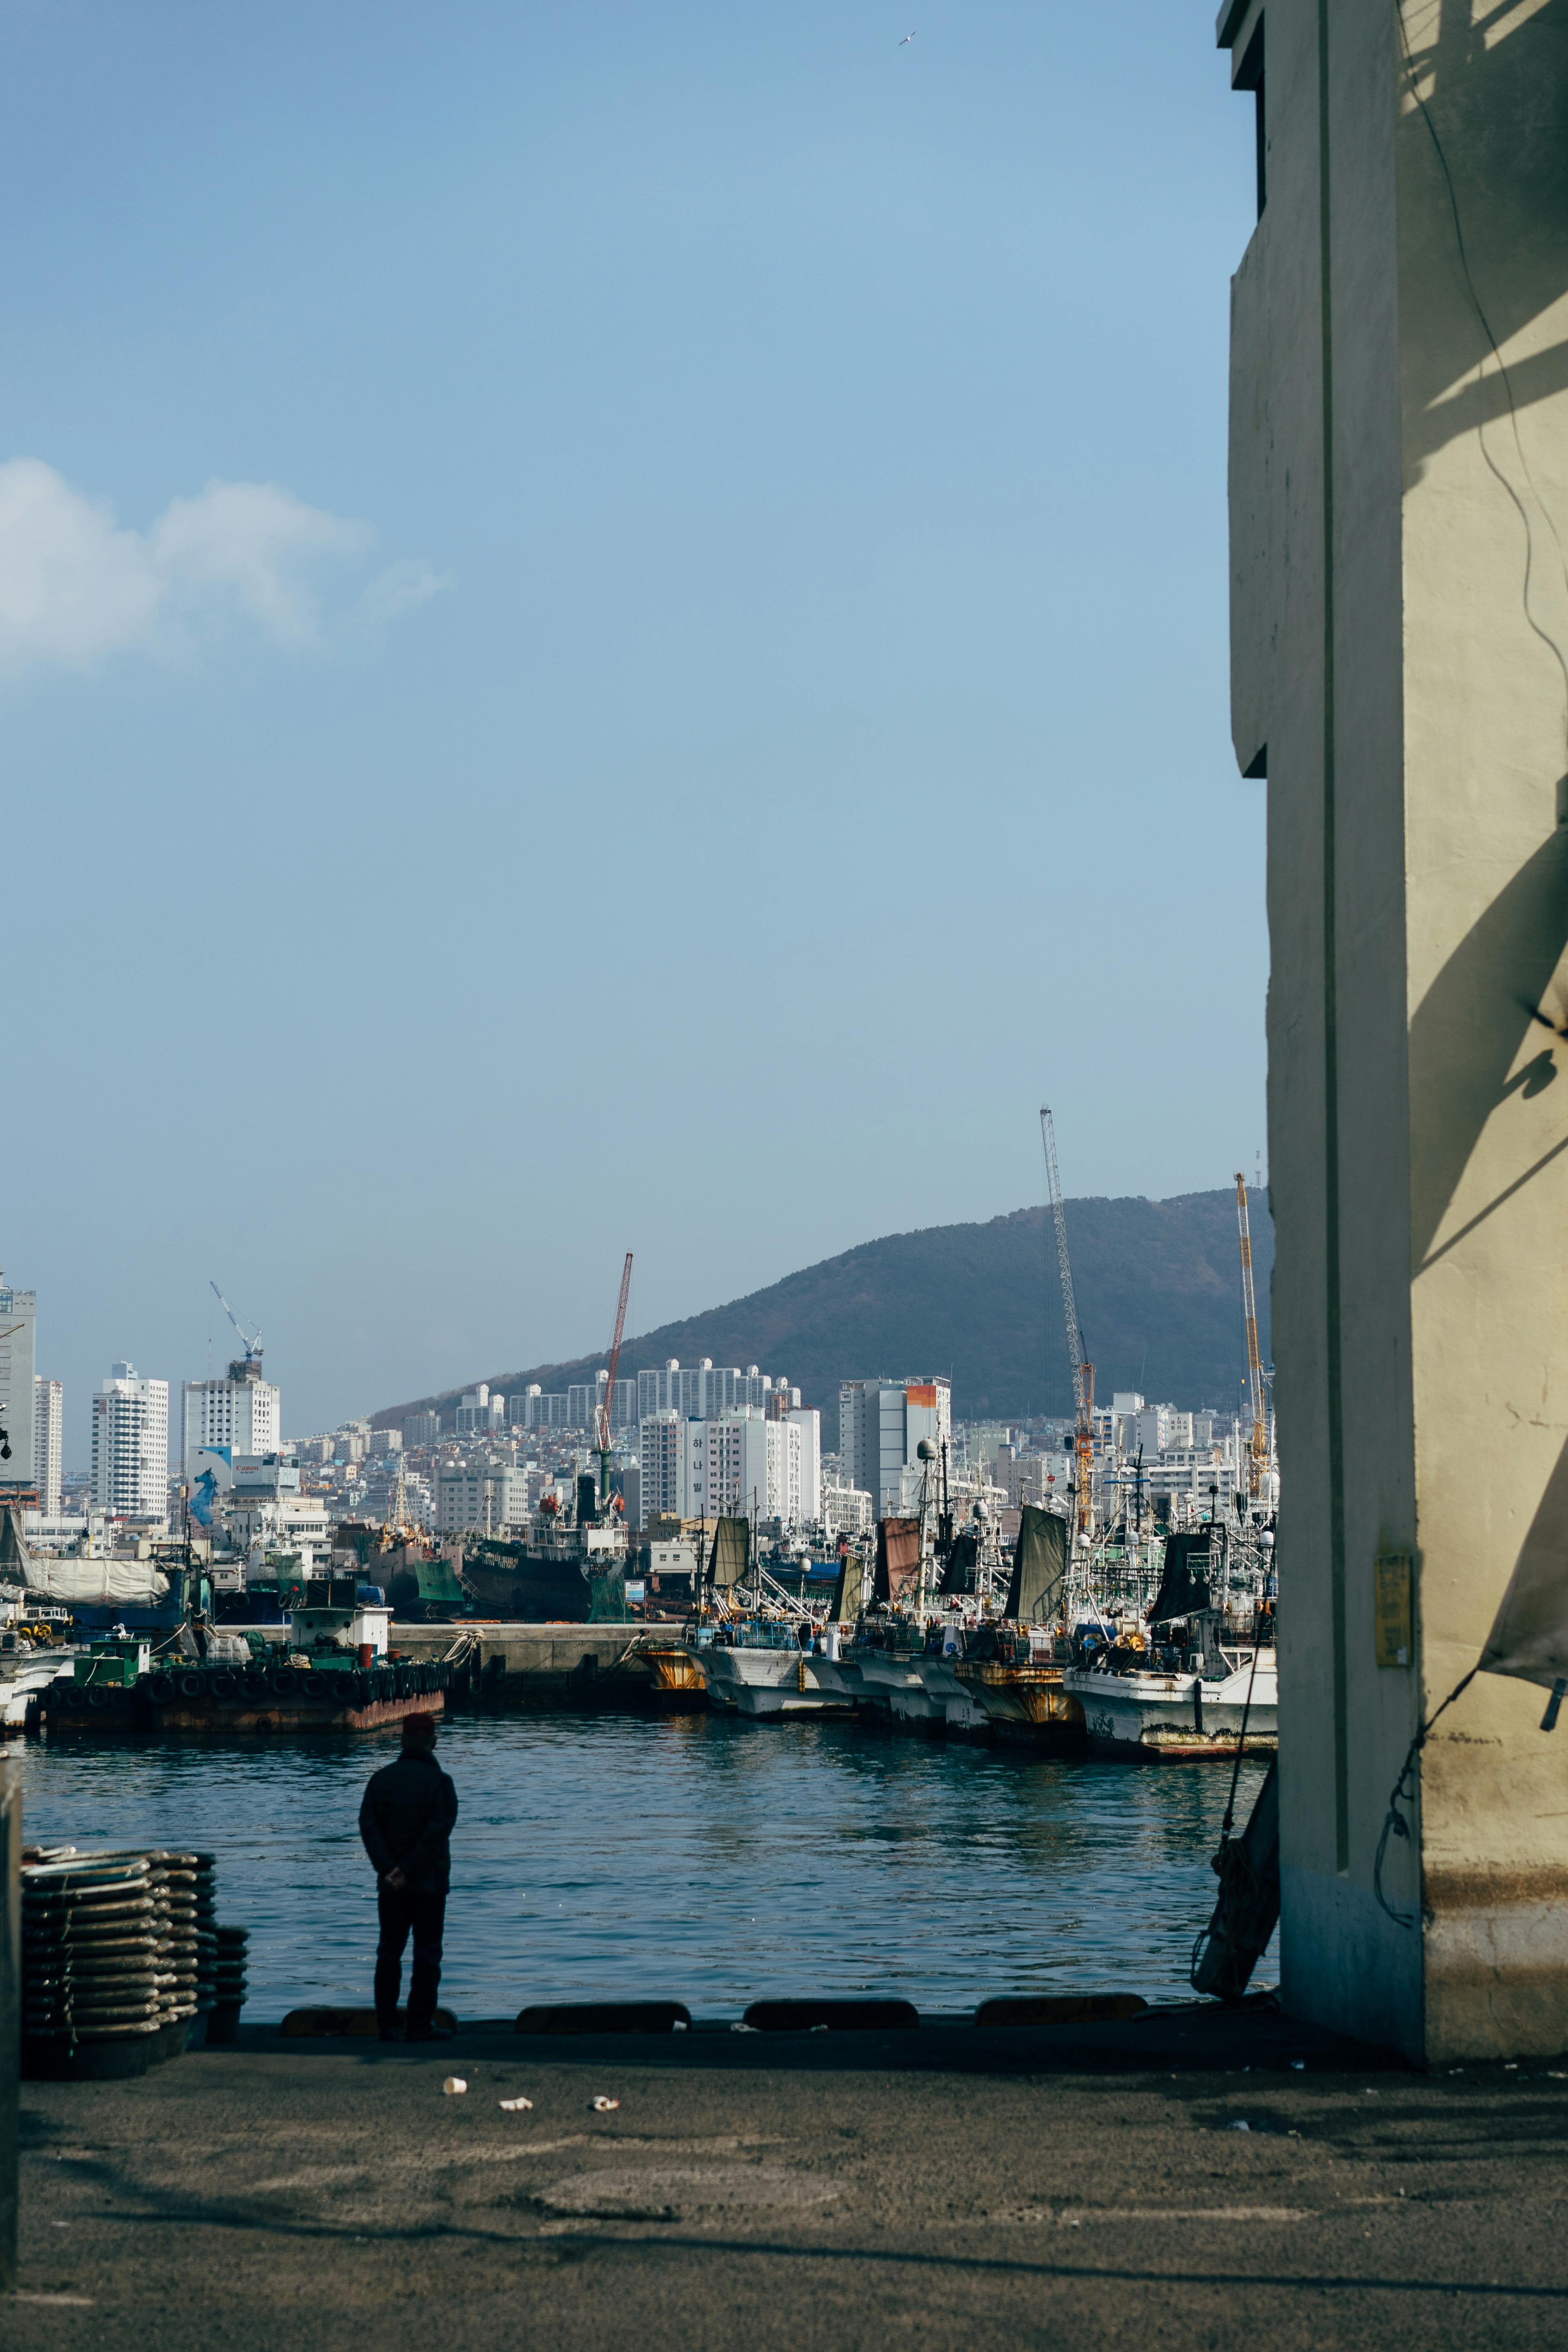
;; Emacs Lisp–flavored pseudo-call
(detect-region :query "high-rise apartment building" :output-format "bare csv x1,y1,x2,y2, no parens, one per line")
0,1275,37,1500
838,1378,951,1515
641,1406,820,1531
637,1411,682,1523
433,1464,527,1535
455,1385,506,1435
182,1359,280,1475
32,1377,62,1515
92,1362,169,1521
636,1361,781,1419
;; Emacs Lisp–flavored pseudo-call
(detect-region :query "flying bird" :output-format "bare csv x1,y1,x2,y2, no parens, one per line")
898,29,916,44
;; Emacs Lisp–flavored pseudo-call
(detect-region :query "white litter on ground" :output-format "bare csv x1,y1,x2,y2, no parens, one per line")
499,2096,534,2112
592,2096,620,2113
442,2077,468,2096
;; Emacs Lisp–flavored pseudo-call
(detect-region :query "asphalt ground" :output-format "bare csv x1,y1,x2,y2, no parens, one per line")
8,2008,1568,2352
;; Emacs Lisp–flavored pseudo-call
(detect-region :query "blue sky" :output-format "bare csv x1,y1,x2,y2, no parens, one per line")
1,2,1262,1450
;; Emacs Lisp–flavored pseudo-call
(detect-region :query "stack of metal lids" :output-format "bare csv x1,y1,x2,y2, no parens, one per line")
214,1924,249,2015
22,1856,164,2044
22,1849,209,2046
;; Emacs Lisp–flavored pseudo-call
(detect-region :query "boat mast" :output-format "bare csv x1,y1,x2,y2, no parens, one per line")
1041,1107,1095,1548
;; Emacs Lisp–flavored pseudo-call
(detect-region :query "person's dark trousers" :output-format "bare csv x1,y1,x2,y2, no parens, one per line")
374,1882,446,2026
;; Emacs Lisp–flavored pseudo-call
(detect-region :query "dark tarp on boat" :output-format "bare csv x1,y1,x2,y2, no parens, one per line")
1479,1443,1568,1691
0,1503,35,1581
1148,1529,1213,1625
874,1518,921,1607
939,1529,980,1596
1004,1506,1067,1621
829,1547,869,1621
708,1516,750,1592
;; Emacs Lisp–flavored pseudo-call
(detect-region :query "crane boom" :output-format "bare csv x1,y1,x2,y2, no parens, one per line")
209,1280,262,1368
1041,1107,1095,1540
1234,1174,1268,1498
596,1251,634,1497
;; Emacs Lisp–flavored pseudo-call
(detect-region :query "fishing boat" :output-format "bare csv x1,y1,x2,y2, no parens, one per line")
1059,1525,1277,1760
40,1580,454,1737
1062,1645,1276,1760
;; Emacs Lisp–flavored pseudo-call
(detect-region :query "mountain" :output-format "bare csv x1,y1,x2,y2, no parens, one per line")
372,1189,1272,1445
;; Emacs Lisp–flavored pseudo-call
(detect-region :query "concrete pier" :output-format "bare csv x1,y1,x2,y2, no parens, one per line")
1220,0,1568,2059
9,2017,1568,2349
389,1621,658,1706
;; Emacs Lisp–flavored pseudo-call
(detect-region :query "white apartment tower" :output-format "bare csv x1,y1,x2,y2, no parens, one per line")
0,1275,37,1499
32,1377,62,1516
183,1359,280,1474
674,1407,820,1531
838,1377,951,1514
92,1362,169,1521
637,1411,682,1524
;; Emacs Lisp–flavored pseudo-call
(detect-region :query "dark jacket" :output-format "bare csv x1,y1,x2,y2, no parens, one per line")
359,1749,458,1891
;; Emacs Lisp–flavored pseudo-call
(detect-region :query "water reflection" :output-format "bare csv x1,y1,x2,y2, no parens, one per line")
10,1716,1273,2016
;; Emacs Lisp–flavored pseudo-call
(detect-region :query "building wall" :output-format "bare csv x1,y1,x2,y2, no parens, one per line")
1223,0,1568,2060
433,1465,527,1534
637,1412,681,1525
32,1376,61,1516
183,1374,280,1474
840,1377,953,1514
0,1284,36,1497
92,1365,169,1519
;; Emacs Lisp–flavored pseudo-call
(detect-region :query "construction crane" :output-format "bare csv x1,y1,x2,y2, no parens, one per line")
1234,1173,1269,1505
209,1281,263,1375
1041,1107,1095,1542
596,1251,634,1507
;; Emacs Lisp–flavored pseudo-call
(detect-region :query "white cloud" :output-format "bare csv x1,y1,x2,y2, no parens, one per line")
0,457,446,672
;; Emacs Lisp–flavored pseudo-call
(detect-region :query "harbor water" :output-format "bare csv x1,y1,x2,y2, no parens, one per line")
9,1715,1274,2017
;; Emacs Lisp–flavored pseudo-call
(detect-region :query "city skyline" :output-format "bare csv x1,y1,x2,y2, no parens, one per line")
2,2,1262,1442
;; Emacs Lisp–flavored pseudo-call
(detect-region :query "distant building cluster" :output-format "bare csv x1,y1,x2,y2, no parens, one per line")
0,1249,1268,1571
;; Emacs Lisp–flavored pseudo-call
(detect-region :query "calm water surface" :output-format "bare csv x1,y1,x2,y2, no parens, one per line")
10,1716,1274,2017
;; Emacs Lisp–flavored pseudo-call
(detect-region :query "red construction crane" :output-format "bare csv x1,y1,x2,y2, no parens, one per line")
596,1251,634,1505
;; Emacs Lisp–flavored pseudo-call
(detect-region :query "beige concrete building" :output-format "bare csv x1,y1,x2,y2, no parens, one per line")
1221,0,1568,2059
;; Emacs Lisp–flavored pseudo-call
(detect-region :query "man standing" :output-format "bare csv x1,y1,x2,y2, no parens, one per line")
359,1712,458,2043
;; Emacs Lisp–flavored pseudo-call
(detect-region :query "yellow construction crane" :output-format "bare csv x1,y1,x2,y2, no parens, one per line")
1235,1172,1269,1503
596,1252,634,1508
1041,1108,1095,1542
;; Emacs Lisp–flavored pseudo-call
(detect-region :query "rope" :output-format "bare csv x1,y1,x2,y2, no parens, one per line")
1373,1668,1477,1928
1219,1643,1264,1845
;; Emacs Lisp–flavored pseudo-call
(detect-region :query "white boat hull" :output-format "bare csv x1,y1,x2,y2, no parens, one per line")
0,1651,75,1734
697,1644,860,1718
855,1652,989,1734
1062,1655,1277,1760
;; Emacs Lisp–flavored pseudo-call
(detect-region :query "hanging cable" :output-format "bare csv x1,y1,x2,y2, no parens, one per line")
1372,1667,1477,1928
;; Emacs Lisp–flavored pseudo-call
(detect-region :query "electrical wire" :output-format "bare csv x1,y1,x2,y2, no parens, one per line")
1372,1666,1477,1928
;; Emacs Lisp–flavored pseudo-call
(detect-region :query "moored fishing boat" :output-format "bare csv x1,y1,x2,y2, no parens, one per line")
40,1580,455,1737
1061,1645,1276,1760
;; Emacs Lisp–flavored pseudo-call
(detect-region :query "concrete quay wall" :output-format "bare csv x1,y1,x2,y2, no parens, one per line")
389,1621,658,1704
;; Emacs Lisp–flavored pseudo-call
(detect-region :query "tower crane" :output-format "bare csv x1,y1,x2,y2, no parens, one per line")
596,1252,634,1508
209,1281,263,1374
1041,1107,1095,1542
1234,1173,1269,1504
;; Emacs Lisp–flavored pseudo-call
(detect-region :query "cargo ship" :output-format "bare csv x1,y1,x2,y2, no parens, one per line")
450,1482,632,1622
